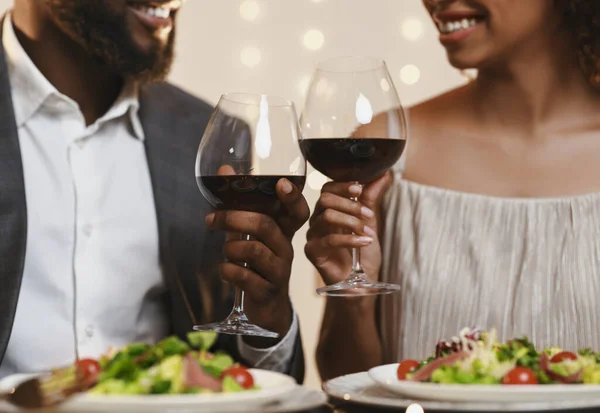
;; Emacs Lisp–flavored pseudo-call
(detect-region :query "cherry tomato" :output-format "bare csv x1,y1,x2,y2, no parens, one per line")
397,360,420,380
502,367,539,385
75,358,101,383
221,366,255,389
551,351,578,363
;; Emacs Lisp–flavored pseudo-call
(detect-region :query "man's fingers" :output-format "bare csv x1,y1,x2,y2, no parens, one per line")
225,231,242,242
206,211,292,260
219,262,279,303
222,240,286,285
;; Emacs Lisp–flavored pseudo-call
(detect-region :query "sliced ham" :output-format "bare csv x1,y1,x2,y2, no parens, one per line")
434,329,481,358
539,353,583,383
183,354,222,391
408,351,469,382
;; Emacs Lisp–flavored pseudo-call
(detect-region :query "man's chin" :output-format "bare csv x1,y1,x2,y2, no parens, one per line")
128,63,172,84
117,37,175,83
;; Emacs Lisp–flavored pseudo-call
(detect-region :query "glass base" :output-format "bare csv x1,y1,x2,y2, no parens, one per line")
193,312,279,338
317,272,401,297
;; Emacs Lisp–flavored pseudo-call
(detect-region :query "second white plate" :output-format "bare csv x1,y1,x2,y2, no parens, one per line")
369,363,600,403
324,370,600,412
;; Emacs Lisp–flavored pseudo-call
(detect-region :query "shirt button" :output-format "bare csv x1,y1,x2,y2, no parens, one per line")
85,325,94,338
82,224,93,236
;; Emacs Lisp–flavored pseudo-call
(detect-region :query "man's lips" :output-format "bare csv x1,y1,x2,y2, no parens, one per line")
126,0,183,32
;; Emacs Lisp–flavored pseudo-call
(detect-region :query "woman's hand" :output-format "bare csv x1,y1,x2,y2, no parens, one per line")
305,173,392,286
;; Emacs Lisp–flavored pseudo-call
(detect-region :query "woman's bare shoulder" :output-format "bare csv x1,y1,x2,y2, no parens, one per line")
354,84,472,138
407,84,473,139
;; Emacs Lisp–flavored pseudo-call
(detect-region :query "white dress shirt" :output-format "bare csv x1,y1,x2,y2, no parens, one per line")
0,15,297,378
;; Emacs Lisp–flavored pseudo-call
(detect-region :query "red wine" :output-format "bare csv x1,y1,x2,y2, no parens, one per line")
198,175,306,215
299,138,405,183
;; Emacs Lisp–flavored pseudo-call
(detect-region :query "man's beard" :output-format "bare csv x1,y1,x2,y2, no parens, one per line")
44,0,175,83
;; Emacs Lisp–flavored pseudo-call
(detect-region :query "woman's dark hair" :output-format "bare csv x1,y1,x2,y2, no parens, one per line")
556,0,600,89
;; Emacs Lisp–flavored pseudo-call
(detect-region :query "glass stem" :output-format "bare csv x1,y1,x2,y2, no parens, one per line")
232,287,245,315
349,188,366,285
230,233,251,317
350,196,363,275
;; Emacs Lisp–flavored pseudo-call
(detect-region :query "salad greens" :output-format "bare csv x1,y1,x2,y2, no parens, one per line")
44,332,259,396
401,328,600,385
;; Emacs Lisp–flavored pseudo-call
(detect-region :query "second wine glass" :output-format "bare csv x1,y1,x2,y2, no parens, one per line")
300,56,407,297
196,93,306,337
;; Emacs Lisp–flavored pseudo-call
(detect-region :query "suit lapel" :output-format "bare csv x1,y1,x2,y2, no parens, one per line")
140,85,228,331
139,85,201,328
138,87,172,270
0,18,28,362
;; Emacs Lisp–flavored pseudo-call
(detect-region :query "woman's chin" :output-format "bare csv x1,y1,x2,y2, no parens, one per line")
446,53,487,72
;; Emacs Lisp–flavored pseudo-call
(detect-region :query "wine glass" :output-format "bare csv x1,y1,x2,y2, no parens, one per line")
195,93,306,337
300,56,407,297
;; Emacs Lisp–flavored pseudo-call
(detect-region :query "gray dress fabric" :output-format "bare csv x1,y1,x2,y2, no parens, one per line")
378,160,600,362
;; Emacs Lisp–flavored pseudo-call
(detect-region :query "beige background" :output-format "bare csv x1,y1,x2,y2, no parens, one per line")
0,0,467,388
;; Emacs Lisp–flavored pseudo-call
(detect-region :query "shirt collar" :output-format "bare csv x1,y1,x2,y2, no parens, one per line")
3,13,55,128
2,13,145,141
101,80,146,141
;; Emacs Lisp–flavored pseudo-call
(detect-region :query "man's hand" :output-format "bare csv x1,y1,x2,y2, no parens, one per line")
205,178,309,346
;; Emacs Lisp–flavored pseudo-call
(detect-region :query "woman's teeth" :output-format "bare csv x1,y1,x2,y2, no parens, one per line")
438,18,479,34
133,6,171,19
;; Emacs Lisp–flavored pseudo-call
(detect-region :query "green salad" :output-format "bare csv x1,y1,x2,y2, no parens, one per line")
43,332,258,396
396,328,600,385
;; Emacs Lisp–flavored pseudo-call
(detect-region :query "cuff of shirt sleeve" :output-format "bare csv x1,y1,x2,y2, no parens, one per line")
236,310,299,373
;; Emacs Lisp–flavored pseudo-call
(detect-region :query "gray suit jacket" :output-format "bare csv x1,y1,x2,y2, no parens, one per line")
0,34,304,382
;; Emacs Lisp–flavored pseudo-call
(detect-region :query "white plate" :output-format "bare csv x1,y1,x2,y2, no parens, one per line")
259,386,327,413
369,363,600,403
324,370,600,412
0,369,297,412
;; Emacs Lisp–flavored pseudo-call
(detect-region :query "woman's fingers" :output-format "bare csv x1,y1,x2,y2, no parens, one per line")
310,208,375,237
311,191,374,226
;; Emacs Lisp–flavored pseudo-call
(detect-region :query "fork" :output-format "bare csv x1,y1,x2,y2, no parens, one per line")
0,378,52,408
0,376,84,409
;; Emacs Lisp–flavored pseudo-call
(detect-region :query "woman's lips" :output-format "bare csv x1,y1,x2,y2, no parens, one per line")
439,23,480,46
434,10,486,46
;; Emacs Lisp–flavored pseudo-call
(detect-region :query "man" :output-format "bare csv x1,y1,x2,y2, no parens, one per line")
0,0,308,381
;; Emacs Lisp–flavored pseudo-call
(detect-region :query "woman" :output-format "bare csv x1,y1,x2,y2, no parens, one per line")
306,0,600,380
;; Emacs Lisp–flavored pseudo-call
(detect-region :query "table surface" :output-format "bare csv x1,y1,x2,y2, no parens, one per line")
298,406,600,413
4,393,600,413
289,400,600,413
5,402,600,413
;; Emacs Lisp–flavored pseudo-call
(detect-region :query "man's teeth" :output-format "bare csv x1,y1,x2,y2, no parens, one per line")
438,18,479,34
135,6,171,19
